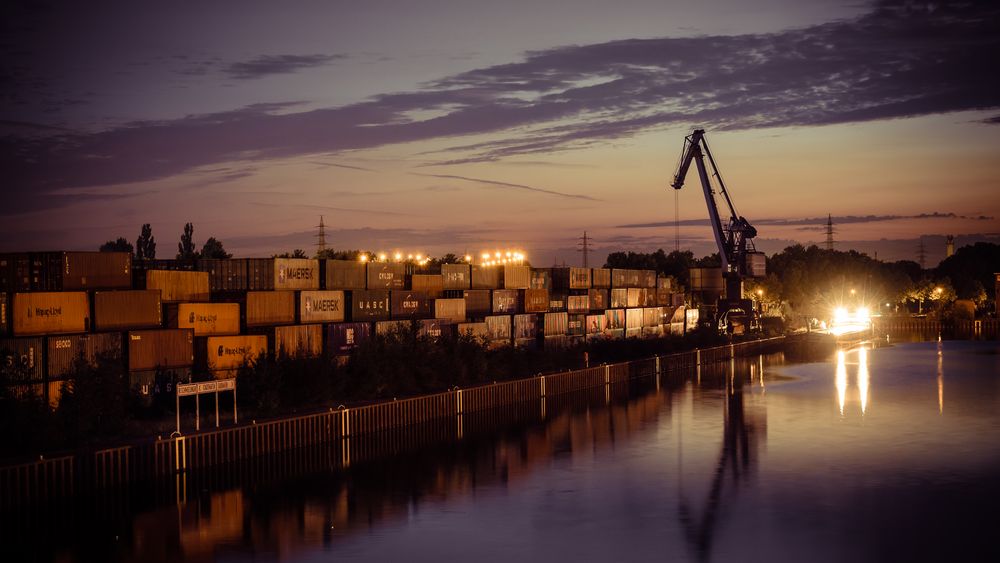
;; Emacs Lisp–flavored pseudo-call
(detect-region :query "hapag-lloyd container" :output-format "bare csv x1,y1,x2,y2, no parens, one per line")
274,324,322,357
463,289,492,317
127,329,194,371
434,298,466,323
366,262,405,290
543,312,568,336
274,258,320,291
205,335,267,377
246,291,296,327
327,322,371,355
171,303,240,336
485,315,512,346
325,260,367,290
12,292,90,336
47,332,122,379
300,290,346,323
502,265,530,289
146,270,210,302
93,290,161,331
492,289,521,314
592,268,611,288
391,291,432,319
524,289,549,313
442,264,471,290
350,289,391,321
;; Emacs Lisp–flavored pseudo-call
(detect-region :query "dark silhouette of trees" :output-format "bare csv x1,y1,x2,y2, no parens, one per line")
135,223,156,260
277,249,309,258
177,222,197,260
200,237,232,259
99,237,133,254
935,242,1000,301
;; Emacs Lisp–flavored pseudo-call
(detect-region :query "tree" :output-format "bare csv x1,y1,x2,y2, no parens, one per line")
277,249,308,258
135,223,156,260
177,223,197,260
200,237,232,259
99,237,134,254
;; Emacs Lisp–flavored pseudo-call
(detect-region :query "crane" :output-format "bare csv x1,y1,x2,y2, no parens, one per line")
671,129,765,334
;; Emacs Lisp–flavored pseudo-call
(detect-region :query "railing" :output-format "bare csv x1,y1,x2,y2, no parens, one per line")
0,336,785,505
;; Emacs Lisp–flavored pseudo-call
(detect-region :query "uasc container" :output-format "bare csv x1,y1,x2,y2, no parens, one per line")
127,329,194,371
146,270,210,302
47,333,123,379
300,290,346,323
171,303,240,336
391,291,432,319
274,258,320,290
274,324,322,357
246,291,296,327
12,292,89,336
351,289,391,321
93,290,162,331
325,260,367,290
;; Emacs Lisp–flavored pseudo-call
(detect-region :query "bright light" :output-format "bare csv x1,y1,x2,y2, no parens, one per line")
856,307,870,322
481,253,490,260
378,253,387,261
394,252,402,261
415,254,423,261
359,254,368,262
850,288,856,296
464,255,472,262
834,307,849,324
829,306,872,336
407,254,413,260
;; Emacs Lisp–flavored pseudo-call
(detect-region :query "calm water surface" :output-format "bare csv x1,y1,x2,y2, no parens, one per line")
9,338,1000,562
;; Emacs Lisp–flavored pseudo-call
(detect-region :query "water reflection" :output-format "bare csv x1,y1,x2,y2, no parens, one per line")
836,350,848,415
835,345,872,416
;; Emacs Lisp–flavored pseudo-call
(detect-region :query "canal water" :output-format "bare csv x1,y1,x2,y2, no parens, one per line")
6,336,1000,562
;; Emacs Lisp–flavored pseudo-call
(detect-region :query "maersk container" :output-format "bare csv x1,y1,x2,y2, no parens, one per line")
300,290,346,323
463,289,492,317
690,268,724,291
592,268,611,288
246,291,296,327
514,313,539,339
47,332,123,379
127,329,194,371
492,289,521,315
146,270,210,303
93,290,162,331
588,289,609,311
412,274,445,298
543,312,568,336
169,303,240,336
485,315,512,346
12,292,90,336
274,258,320,291
524,289,549,313
548,292,567,312
442,264,471,290
502,265,531,289
327,322,371,355
611,288,627,308
202,335,267,377
351,289,391,321
530,269,551,290
605,309,625,330
471,265,500,289
567,295,589,314
611,269,628,288
274,324,322,357
375,320,410,336
457,322,488,340
391,290,431,319
551,267,591,290
325,260,367,290
366,262,405,290
567,314,586,337
0,337,45,382
434,298,466,323
418,319,453,340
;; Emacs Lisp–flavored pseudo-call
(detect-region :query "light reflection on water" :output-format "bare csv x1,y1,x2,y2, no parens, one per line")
7,338,1000,562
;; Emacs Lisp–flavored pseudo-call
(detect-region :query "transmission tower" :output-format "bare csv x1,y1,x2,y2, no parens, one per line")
316,215,327,255
824,214,835,251
917,237,927,269
577,231,591,268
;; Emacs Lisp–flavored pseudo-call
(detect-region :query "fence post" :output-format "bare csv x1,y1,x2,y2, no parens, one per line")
540,375,546,397
696,348,701,365
605,364,610,385
456,389,463,415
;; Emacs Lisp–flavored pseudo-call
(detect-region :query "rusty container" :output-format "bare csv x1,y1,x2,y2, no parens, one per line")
46,332,123,379
434,298,466,323
127,329,194,371
146,270,210,302
524,289,550,313
325,260,367,290
246,291,296,327
274,324,323,357
93,290,162,331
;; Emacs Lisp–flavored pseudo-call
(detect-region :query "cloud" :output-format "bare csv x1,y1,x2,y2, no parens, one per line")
411,173,600,201
224,54,345,80
3,1,998,214
618,212,994,229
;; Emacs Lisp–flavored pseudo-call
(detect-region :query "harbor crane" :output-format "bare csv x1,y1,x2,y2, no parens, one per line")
671,129,766,334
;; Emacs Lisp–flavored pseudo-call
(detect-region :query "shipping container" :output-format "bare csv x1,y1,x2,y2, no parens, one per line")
325,260,367,290
274,324,323,357
274,258,320,290
203,335,267,377
47,332,123,379
366,262,405,290
548,292,567,312
0,251,132,291
592,268,611,288
605,309,625,330
463,289,492,317
524,288,550,313
644,288,657,306
670,322,684,337
642,326,664,339
434,298,466,323
391,290,432,319
441,264,472,290
567,295,589,314
327,322,371,355
127,329,194,371
456,322,488,340
567,314,586,337
246,258,275,291
418,319,453,340
685,308,700,332
93,290,162,331
351,289,391,321
0,291,7,335
196,259,248,293
485,315,512,347
492,289,521,314
585,314,607,336
146,270,210,302
626,288,645,308
626,308,643,331
639,270,656,288
129,368,191,404
502,265,531,289
169,303,240,336
543,335,570,350
12,292,89,336
530,269,551,290
690,268,724,291
656,288,672,306
411,274,445,298
669,306,686,324
611,288,627,308
246,291,296,327
551,267,592,290
543,312,568,336
642,307,660,327
298,290,346,323
588,289,609,311
671,293,685,307
0,337,45,382
611,269,628,288
657,276,674,290
514,313,539,339
375,320,410,336
471,265,500,289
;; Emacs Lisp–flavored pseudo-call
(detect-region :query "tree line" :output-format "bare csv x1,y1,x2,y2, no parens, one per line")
99,222,231,260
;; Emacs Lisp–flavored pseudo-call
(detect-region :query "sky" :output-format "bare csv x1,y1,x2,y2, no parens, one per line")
2,0,998,266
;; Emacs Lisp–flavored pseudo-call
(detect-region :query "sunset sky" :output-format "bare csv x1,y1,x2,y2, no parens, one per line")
2,0,998,266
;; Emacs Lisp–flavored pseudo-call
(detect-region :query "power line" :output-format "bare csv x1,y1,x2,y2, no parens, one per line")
577,231,591,268
824,214,835,251
315,215,327,254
